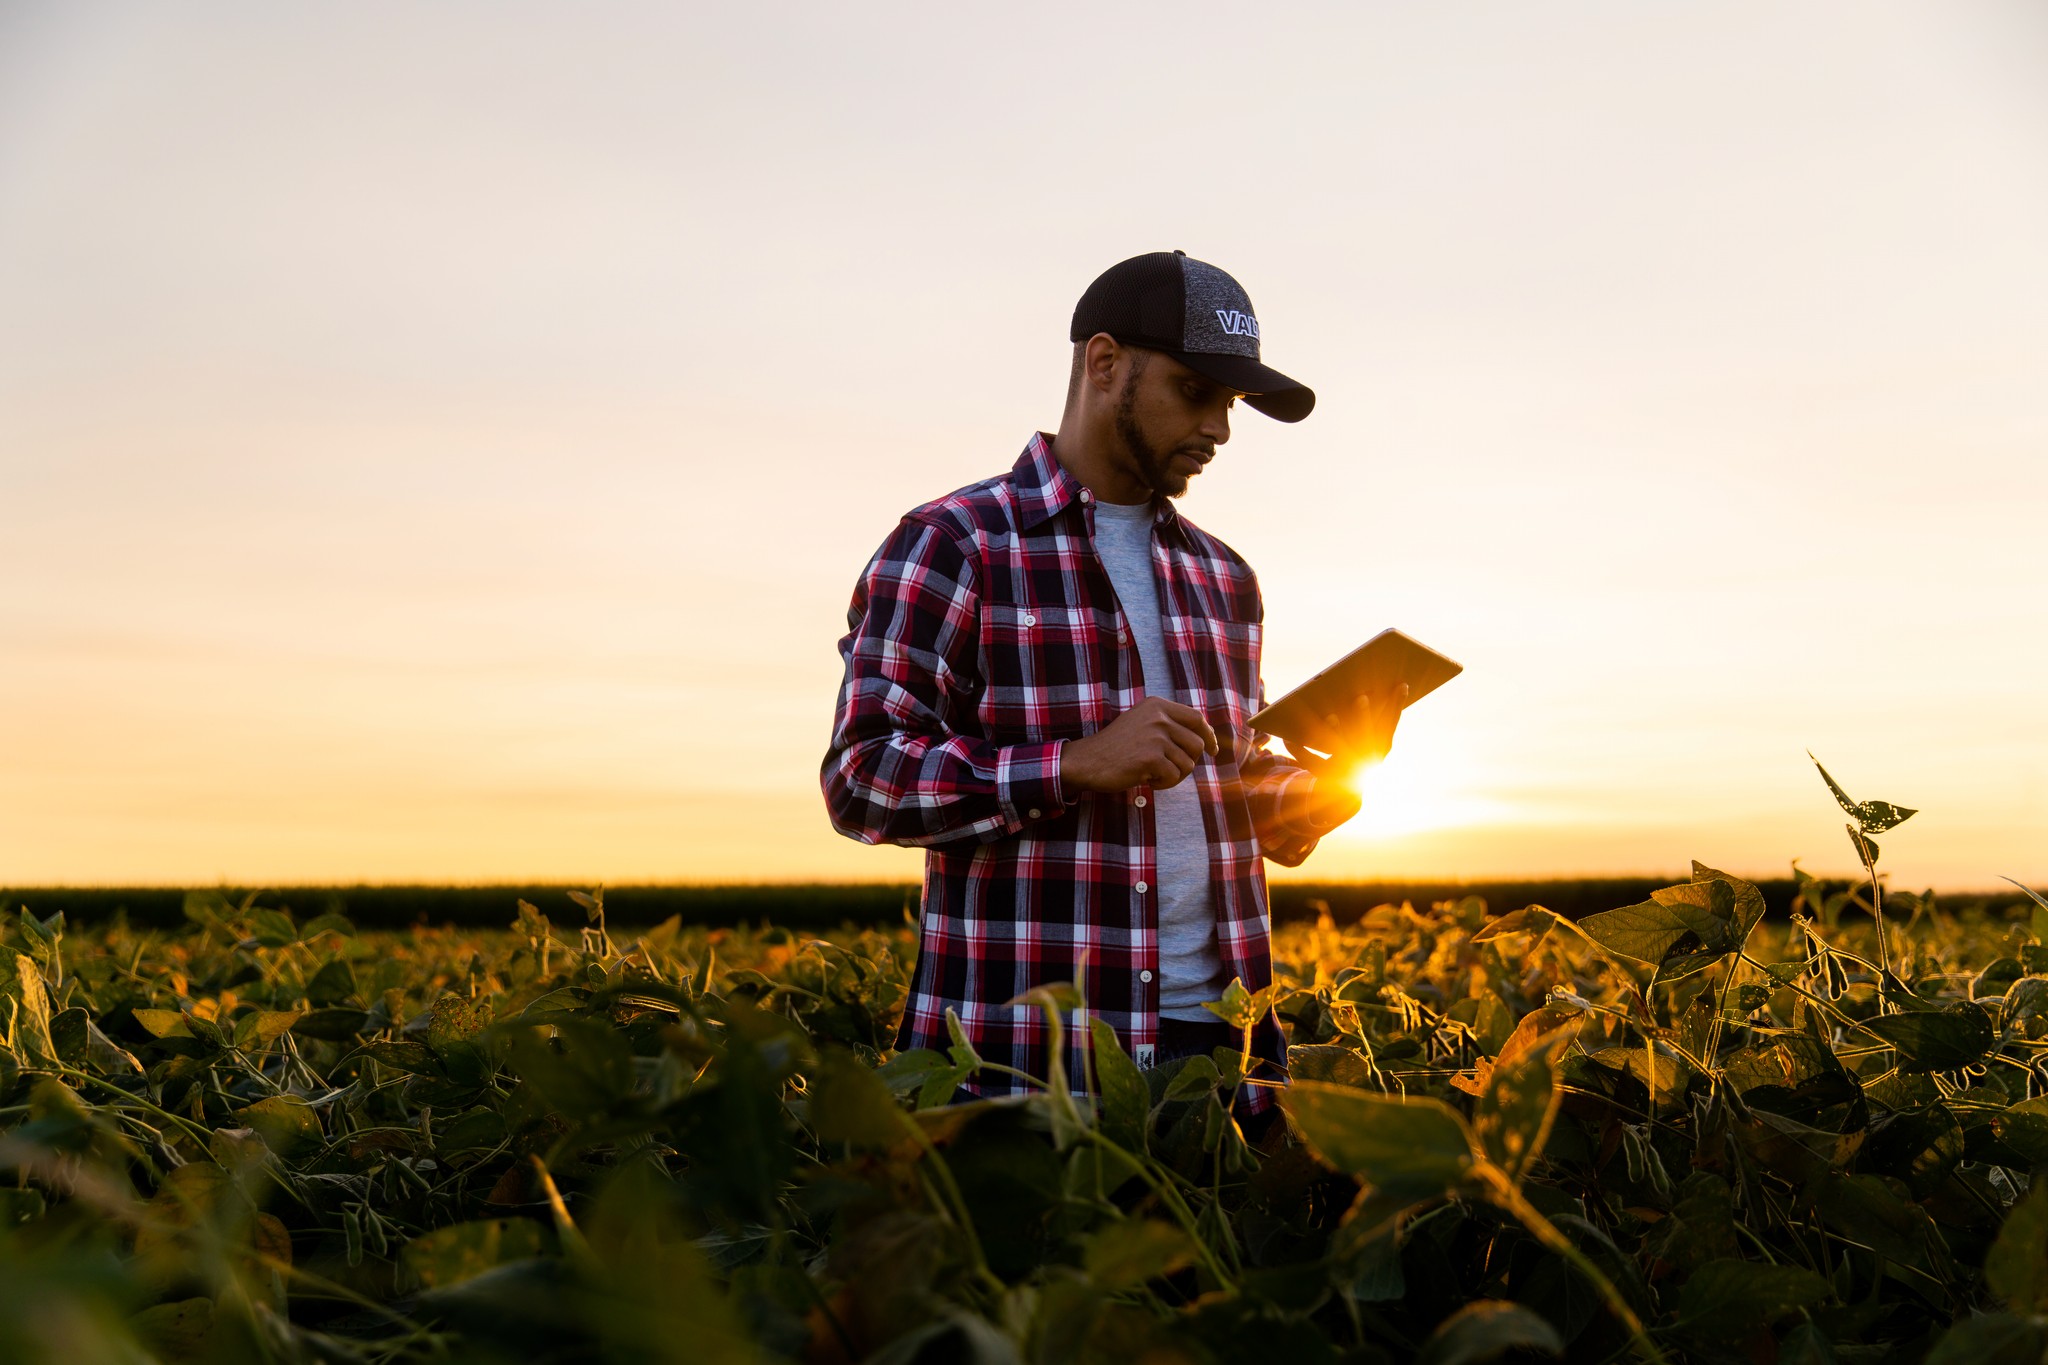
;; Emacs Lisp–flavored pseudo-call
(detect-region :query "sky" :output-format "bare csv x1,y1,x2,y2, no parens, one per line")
2,1,2044,891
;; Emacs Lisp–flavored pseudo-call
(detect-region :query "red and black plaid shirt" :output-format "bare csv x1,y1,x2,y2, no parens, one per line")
823,434,1316,1111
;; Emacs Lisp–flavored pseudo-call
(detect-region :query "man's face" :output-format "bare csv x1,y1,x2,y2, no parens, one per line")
1111,349,1240,499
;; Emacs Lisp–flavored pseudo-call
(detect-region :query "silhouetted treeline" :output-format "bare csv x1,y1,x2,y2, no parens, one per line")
4,878,2033,932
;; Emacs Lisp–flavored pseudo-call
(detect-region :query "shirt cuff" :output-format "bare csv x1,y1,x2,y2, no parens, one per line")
1273,768,1323,838
996,740,1067,828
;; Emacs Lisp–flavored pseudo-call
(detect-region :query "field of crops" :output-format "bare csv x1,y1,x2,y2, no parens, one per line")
7,853,2048,1363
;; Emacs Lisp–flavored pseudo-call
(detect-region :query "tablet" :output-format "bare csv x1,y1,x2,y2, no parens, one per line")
1248,629,1463,751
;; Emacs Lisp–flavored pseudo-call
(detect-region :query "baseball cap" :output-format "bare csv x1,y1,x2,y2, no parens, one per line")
1069,250,1315,422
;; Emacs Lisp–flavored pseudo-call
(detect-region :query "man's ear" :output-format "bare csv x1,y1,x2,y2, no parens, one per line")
1083,332,1122,397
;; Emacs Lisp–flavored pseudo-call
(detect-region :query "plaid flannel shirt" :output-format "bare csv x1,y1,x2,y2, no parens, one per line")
822,434,1319,1113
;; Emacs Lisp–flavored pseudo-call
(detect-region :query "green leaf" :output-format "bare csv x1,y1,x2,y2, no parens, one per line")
47,1007,88,1063
1996,1096,2048,1164
874,1047,947,1093
1448,992,1514,1054
361,1040,445,1076
1201,976,1261,1030
916,1062,974,1110
1417,1300,1563,1365
436,1107,510,1156
1985,1179,2048,1313
1160,1054,1221,1104
1474,1030,1565,1184
1923,1312,2048,1365
1810,1173,1938,1270
506,1019,635,1121
1288,1043,1376,1088
293,1007,370,1041
299,912,354,939
1732,1108,1865,1187
1574,899,1694,965
1854,800,1916,834
1675,1258,1832,1339
427,993,493,1050
426,994,499,1087
1082,1219,1197,1291
1810,753,1917,835
181,1011,228,1050
1691,862,1768,941
234,1010,302,1050
1863,1002,1993,1072
1577,883,1732,970
403,1218,546,1290
132,1298,215,1359
1863,1104,1963,1195
15,911,60,975
1281,1081,1474,1199
808,1047,915,1148
2004,977,2048,1028
247,907,298,947
237,1096,323,1156
1089,1018,1148,1152
1469,906,1558,943
306,957,359,1006
1,953,57,1068
86,1019,144,1076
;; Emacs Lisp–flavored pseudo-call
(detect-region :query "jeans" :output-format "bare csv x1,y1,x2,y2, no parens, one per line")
1153,1017,1237,1067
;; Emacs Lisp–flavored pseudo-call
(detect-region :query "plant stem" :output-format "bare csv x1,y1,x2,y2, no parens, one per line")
1855,826,1890,985
1480,1164,1669,1365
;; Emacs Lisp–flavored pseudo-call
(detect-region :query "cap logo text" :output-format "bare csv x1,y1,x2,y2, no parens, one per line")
1214,309,1259,339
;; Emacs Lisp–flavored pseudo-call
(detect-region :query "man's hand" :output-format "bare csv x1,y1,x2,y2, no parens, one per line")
1061,696,1218,794
1282,684,1407,777
1272,683,1409,842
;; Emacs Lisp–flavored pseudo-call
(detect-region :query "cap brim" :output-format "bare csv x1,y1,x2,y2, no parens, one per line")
1165,350,1316,423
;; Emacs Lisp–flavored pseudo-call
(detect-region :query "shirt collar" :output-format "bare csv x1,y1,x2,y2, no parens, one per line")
1011,432,1187,540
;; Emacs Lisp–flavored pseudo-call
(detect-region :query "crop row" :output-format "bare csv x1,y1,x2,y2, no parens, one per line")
3,853,2048,1363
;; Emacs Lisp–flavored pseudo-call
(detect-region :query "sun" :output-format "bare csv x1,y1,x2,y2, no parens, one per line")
1316,724,1512,842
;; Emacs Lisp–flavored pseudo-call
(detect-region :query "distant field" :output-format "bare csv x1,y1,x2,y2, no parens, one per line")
4,877,2032,929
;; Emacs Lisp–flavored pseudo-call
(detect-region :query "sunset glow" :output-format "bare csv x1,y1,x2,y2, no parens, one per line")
3,4,2045,890
1324,729,1517,844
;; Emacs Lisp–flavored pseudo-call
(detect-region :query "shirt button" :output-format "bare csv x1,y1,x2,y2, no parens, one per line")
1117,629,1128,643
1022,613,1036,627
1140,970,1154,983
1134,795,1147,807
1135,880,1149,894
1080,489,1093,503
1027,808,1041,819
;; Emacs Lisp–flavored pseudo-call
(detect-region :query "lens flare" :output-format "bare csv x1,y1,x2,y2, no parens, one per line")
1322,727,1512,842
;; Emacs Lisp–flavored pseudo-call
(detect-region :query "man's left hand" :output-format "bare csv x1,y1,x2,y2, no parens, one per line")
1274,683,1408,843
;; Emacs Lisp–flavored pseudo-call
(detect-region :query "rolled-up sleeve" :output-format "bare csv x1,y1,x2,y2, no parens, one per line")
822,516,1067,847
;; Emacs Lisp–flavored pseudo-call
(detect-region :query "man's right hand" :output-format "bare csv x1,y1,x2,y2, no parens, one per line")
1060,696,1218,794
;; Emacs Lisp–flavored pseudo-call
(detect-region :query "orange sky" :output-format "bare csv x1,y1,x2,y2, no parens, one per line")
3,3,2045,890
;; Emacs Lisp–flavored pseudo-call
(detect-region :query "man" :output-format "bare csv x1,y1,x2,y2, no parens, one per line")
822,251,1398,1114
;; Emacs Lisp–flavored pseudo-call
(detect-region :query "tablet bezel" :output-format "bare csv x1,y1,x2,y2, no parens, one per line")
1247,628,1463,750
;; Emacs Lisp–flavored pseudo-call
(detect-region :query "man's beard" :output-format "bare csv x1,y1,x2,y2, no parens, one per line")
1113,363,1194,499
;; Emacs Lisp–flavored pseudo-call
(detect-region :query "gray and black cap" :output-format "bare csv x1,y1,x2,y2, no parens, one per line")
1069,250,1314,422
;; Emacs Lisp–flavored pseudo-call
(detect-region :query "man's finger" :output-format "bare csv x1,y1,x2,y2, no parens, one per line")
1290,712,1345,756
1158,716,1214,765
1154,699,1219,754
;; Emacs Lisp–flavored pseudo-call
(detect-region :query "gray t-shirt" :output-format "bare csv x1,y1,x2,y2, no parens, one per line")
1089,499,1228,1021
